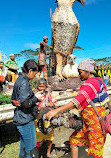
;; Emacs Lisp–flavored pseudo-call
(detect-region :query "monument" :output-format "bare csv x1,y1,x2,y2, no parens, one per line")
51,0,86,81
48,0,86,90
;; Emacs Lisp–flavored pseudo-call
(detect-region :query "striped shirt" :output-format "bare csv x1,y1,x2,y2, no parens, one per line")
72,77,109,112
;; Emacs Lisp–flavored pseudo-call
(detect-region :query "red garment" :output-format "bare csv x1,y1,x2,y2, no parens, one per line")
72,77,107,112
42,61,47,72
34,91,57,107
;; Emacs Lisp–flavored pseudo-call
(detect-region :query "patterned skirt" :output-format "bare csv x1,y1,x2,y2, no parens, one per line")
69,106,106,158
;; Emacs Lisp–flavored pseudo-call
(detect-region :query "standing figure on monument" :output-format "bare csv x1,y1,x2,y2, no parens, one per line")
37,36,52,81
4,54,19,82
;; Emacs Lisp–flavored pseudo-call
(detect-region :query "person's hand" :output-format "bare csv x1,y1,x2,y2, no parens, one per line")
46,109,58,120
50,45,52,49
37,95,44,102
47,101,54,107
35,91,42,97
8,66,12,69
38,104,44,110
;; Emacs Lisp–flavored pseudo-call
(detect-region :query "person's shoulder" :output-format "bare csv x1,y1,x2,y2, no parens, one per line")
85,77,100,87
17,73,28,85
40,41,44,45
87,77,99,82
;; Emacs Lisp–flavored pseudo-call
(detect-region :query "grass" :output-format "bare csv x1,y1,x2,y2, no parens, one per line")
0,122,20,158
0,142,20,158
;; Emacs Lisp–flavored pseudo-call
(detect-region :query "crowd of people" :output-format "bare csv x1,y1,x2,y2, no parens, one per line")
0,36,110,158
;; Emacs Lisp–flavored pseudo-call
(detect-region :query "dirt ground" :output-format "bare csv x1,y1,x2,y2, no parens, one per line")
0,123,111,158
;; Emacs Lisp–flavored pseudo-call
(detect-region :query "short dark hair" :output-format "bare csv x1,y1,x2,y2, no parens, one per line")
21,59,38,73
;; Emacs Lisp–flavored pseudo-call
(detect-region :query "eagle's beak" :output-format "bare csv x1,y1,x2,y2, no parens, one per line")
55,0,58,3
77,0,86,6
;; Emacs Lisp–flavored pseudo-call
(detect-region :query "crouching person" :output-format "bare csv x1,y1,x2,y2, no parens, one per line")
11,60,43,158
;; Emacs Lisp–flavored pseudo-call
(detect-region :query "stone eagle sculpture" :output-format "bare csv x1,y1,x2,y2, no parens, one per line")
51,0,86,81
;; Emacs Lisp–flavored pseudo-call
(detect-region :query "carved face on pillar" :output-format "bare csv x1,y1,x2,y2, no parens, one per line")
68,54,76,65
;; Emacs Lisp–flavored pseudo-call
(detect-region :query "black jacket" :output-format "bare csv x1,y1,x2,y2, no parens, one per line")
11,72,38,125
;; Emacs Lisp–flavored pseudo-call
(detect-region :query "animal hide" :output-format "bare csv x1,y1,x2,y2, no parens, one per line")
37,107,83,135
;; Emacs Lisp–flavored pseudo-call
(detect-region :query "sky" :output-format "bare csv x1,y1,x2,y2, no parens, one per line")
0,0,111,68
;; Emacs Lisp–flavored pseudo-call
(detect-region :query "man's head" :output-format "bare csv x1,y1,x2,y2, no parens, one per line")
0,61,4,69
10,54,15,60
43,36,48,43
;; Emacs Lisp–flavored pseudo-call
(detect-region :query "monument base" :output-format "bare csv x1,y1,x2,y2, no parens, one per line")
48,75,83,91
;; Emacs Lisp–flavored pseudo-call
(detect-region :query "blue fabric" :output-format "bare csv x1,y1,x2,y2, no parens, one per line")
104,79,108,86
92,79,109,105
17,121,36,158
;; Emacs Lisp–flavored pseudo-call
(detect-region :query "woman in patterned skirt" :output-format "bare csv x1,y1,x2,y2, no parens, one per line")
46,58,110,158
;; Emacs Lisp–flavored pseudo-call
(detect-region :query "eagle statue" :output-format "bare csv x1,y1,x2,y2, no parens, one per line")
51,0,86,81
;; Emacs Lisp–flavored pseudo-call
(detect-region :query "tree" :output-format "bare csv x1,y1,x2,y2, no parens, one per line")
14,47,51,61
73,46,85,50
93,57,111,65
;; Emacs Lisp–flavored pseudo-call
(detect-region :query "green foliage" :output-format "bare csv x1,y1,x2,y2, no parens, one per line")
94,57,111,65
74,46,85,50
15,47,51,61
20,48,40,59
30,78,37,92
0,93,11,105
14,48,40,61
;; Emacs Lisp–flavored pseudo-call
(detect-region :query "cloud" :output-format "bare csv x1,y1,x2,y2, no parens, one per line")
86,0,100,5
24,43,39,49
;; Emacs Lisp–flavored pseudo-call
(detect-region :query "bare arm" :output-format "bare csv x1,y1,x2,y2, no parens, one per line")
43,42,52,49
46,101,75,120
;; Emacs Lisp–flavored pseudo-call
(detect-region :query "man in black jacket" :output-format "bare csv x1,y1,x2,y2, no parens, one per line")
11,60,43,158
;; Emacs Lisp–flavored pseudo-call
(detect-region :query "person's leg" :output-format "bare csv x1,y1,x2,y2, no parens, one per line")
36,147,41,158
43,62,48,81
19,136,26,158
70,145,78,158
15,71,18,81
31,121,36,148
11,71,15,82
36,142,43,158
69,129,89,158
47,140,52,157
17,121,37,158
5,73,12,82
